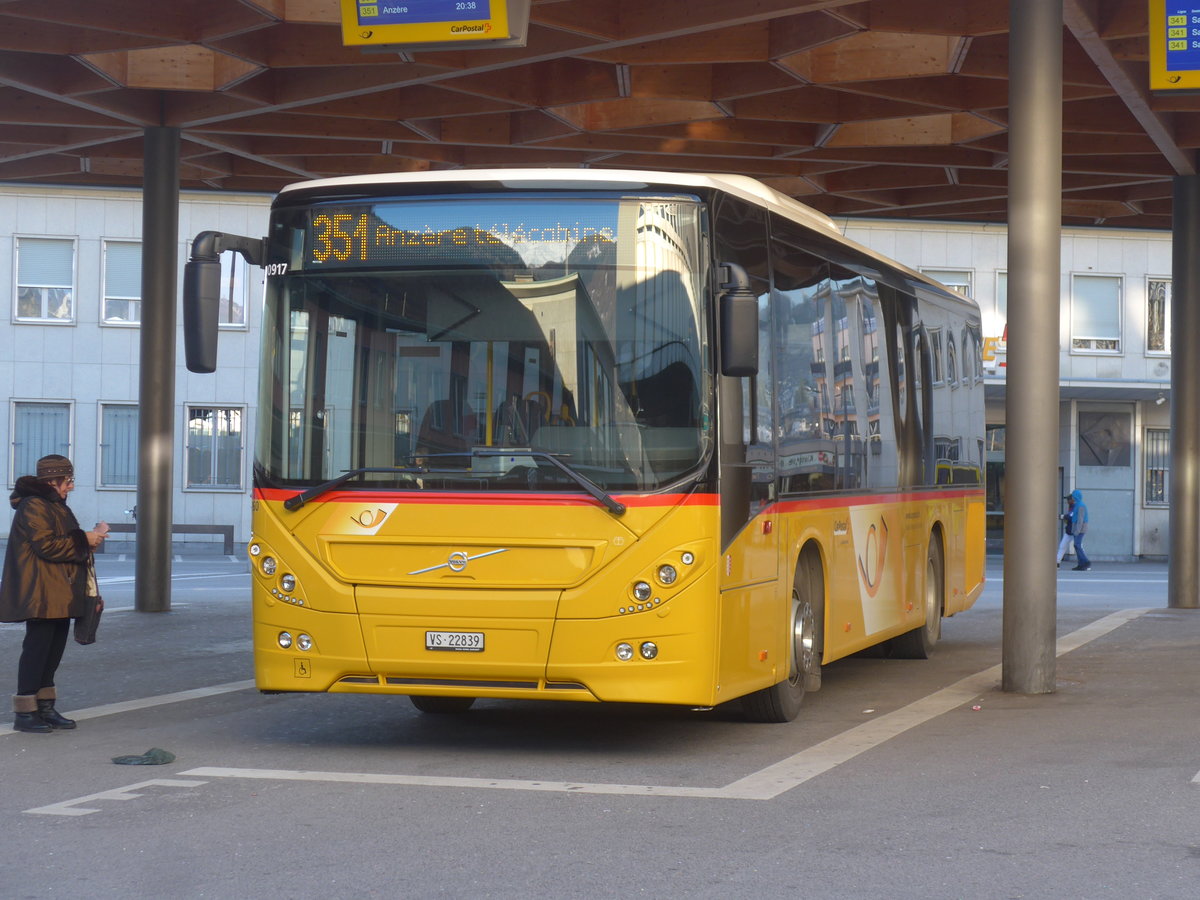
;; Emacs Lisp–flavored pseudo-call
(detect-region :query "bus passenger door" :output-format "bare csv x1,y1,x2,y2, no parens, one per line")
717,332,779,695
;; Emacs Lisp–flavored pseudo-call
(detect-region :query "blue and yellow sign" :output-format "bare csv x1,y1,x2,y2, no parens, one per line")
1150,1,1200,91
340,0,512,47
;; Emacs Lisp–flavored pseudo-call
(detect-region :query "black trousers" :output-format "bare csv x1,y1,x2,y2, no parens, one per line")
17,618,70,696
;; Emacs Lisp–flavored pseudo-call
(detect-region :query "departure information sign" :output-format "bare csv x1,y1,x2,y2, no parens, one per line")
1150,1,1200,91
340,0,512,47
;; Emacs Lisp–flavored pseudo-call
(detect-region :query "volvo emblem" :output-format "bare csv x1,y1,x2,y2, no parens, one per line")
409,548,508,575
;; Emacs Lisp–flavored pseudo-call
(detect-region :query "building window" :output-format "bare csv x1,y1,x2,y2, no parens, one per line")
99,403,139,486
1071,274,1122,353
11,401,71,482
220,252,249,327
1078,410,1131,467
1147,277,1170,354
15,237,74,322
103,241,142,324
186,406,244,489
921,268,973,298
1145,428,1169,507
996,271,1007,321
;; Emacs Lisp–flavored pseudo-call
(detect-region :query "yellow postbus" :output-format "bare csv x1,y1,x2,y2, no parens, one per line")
183,169,985,722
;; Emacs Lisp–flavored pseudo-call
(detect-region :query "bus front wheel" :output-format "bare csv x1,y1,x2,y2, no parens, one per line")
410,695,476,714
741,554,824,723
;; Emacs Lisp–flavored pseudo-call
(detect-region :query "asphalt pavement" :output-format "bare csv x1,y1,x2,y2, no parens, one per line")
0,553,1197,899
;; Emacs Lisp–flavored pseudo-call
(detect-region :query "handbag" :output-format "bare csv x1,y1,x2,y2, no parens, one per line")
74,556,103,645
74,596,103,645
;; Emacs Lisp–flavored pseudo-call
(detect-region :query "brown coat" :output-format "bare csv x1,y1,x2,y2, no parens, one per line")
0,476,90,622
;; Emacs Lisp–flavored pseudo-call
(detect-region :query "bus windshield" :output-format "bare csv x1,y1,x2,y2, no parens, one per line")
257,194,711,494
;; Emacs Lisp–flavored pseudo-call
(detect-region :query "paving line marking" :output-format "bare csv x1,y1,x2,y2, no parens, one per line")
24,779,209,817
14,609,1152,811
1,680,254,737
181,609,1154,803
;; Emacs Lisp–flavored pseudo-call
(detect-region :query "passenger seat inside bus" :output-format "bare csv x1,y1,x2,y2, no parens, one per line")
415,398,478,456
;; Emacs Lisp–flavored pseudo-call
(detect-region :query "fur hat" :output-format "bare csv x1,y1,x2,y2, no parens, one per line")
36,455,74,480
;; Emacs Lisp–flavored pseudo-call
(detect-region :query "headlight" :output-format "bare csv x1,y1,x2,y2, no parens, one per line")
277,631,293,649
280,573,296,593
657,564,678,585
261,556,277,576
640,641,659,660
249,543,261,557
632,581,652,601
681,552,695,566
297,633,312,651
615,642,634,661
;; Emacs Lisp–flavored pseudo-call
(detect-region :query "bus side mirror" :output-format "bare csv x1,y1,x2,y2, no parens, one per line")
182,231,266,374
183,258,221,374
718,262,759,377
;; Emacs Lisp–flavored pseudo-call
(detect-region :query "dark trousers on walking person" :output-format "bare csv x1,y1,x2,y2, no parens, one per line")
1072,532,1091,570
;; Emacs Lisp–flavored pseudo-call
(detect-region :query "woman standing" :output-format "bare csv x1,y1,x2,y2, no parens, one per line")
0,455,106,733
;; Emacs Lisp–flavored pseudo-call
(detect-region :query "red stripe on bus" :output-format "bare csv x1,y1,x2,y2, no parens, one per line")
769,487,984,515
253,487,720,507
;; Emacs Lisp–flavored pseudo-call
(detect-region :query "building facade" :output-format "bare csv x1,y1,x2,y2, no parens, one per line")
0,184,1173,559
1,184,271,550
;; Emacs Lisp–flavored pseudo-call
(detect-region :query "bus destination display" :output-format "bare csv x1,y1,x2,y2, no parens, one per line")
304,203,617,270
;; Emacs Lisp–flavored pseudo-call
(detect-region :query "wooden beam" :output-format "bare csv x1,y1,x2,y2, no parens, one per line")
1064,0,1195,174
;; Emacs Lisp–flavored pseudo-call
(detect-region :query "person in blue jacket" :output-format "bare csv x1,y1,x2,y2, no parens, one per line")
1068,488,1091,571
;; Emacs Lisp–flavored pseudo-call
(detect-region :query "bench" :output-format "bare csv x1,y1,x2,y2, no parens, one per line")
96,523,236,555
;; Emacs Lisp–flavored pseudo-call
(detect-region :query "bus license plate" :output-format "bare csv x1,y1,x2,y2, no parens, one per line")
425,631,484,652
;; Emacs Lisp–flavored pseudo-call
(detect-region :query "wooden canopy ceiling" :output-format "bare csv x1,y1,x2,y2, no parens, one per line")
0,0,1193,228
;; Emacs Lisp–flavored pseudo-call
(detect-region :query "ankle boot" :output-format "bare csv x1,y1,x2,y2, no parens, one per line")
12,694,51,733
36,699,76,730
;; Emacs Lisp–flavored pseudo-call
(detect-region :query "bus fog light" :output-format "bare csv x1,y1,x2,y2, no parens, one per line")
640,641,658,660
261,556,277,576
657,564,678,585
280,573,296,592
297,633,313,651
632,581,652,602
681,552,694,566
277,631,293,649
615,642,634,661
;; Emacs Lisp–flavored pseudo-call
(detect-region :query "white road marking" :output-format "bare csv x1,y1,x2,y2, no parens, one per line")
13,608,1153,810
98,572,248,585
0,681,254,737
185,609,1155,803
24,779,208,816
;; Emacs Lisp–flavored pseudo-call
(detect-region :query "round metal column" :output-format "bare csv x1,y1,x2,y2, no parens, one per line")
1002,0,1062,693
135,126,180,613
1169,176,1200,608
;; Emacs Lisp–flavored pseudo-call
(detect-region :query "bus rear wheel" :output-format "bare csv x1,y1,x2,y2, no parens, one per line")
741,554,823,723
410,696,476,714
890,536,943,659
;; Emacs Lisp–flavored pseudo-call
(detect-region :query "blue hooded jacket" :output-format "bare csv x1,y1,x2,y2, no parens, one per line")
1069,489,1088,534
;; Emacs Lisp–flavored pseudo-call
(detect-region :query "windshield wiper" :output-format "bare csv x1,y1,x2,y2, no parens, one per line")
282,453,625,516
464,448,626,516
283,466,422,511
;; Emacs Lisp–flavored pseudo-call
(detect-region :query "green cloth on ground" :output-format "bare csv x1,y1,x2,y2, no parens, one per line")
111,748,176,765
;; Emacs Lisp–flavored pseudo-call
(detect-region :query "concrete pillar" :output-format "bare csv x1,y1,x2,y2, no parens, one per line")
1002,0,1062,692
1169,176,1200,608
135,126,180,613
